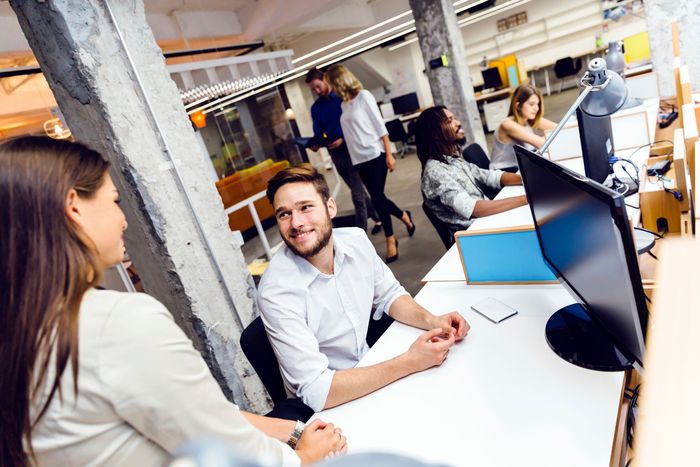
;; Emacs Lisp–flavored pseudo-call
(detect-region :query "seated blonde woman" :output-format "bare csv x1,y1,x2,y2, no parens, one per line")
491,84,557,172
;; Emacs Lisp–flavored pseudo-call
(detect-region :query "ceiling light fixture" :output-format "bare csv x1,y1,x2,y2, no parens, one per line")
457,0,531,26
291,10,414,64
389,0,529,52
187,0,521,114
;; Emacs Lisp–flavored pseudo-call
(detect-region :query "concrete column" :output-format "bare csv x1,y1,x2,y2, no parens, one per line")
646,0,700,96
10,0,269,412
408,0,486,150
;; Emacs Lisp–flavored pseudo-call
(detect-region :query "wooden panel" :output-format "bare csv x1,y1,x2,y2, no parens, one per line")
682,103,699,196
672,128,690,212
639,155,683,233
634,239,700,467
671,20,681,58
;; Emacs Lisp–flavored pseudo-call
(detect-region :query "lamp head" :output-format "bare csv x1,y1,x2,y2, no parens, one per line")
579,58,628,117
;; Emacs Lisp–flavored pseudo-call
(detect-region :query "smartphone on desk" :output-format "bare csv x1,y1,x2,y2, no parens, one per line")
471,297,518,324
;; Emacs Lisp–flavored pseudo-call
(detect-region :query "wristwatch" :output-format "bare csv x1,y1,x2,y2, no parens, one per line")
287,420,305,449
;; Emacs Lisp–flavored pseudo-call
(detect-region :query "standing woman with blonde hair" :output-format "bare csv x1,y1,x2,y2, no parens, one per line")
490,84,557,172
325,64,415,263
0,137,345,466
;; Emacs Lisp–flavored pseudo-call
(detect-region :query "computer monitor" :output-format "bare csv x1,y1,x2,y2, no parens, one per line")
577,108,613,184
481,67,503,90
576,108,637,195
390,93,420,115
515,145,648,371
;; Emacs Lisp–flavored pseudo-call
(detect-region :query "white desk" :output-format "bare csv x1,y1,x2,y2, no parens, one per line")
316,281,625,466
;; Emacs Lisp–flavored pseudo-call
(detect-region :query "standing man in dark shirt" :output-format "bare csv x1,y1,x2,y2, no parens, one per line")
305,68,381,234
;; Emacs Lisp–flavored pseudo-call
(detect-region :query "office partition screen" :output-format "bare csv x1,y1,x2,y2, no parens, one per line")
516,145,647,368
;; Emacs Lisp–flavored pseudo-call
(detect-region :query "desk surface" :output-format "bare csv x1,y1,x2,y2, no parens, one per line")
475,87,512,102
316,281,625,466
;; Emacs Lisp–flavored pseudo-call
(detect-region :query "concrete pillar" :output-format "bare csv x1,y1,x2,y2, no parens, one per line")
646,0,700,96
10,0,269,412
408,0,486,150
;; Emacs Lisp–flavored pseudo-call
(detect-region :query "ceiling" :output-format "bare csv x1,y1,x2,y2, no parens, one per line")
0,0,372,137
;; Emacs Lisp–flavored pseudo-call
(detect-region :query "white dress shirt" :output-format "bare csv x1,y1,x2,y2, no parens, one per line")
257,228,409,411
30,289,299,467
340,89,388,165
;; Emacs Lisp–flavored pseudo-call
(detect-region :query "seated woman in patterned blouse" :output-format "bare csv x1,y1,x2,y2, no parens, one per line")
416,106,528,236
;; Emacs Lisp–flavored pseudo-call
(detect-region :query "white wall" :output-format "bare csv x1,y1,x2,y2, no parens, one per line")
382,0,648,90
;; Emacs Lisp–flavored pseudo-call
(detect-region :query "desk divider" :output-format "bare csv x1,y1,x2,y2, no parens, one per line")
455,224,557,285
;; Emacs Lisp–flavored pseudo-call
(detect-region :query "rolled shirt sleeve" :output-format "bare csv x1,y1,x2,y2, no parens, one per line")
258,288,336,412
472,165,504,190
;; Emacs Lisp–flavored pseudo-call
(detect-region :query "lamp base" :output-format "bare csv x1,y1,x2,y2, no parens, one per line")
545,303,633,372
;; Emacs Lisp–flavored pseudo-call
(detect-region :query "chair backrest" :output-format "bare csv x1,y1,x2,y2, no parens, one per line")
240,316,287,401
422,201,454,249
462,143,491,170
385,119,408,143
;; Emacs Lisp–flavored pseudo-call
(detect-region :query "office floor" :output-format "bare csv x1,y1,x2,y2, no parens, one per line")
241,87,579,296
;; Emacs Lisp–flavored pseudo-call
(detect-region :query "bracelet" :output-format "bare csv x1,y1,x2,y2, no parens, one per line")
287,420,305,449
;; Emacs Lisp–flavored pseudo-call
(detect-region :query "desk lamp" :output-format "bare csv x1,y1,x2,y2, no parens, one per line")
539,58,627,156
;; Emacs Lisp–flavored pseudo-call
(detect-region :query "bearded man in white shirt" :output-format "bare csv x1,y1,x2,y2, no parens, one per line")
257,164,470,414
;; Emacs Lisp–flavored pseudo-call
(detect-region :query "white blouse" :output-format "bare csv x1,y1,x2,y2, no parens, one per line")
340,89,388,165
30,289,299,467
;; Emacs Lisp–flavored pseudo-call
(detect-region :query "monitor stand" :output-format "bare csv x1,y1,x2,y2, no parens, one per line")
545,303,634,371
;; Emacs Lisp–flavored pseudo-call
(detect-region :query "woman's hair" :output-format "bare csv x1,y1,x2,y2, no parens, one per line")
508,84,544,127
324,64,363,101
415,106,461,169
0,136,110,465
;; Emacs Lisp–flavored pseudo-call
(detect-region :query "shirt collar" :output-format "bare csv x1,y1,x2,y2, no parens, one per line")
285,230,355,283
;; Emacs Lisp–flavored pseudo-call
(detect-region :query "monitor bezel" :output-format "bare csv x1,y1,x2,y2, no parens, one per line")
515,144,648,367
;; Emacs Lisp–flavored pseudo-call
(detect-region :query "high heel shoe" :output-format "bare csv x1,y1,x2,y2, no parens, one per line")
405,211,416,237
386,238,399,264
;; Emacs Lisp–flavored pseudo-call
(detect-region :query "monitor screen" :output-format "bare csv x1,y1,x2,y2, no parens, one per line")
577,108,614,184
515,145,648,366
481,67,503,89
390,93,420,115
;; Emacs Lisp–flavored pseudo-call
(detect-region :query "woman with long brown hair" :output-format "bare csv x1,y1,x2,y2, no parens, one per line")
0,137,345,466
491,84,557,171
324,64,415,264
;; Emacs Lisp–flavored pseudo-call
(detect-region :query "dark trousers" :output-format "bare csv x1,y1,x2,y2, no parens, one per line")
329,144,379,231
355,155,404,237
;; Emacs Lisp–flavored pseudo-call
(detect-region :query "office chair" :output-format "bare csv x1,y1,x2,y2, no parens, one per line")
462,143,499,199
240,316,314,421
462,143,491,170
240,312,396,421
422,201,454,250
386,119,415,158
553,57,583,93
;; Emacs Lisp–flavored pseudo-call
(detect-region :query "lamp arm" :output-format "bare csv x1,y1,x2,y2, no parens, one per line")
539,85,593,155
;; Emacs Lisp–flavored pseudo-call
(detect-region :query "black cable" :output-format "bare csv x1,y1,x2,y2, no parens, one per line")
624,383,641,448
634,226,665,239
625,202,639,209
647,251,659,260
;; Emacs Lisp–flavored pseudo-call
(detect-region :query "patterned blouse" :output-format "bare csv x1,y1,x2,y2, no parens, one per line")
421,155,504,234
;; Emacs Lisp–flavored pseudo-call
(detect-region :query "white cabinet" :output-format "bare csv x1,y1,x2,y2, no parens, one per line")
483,98,510,132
